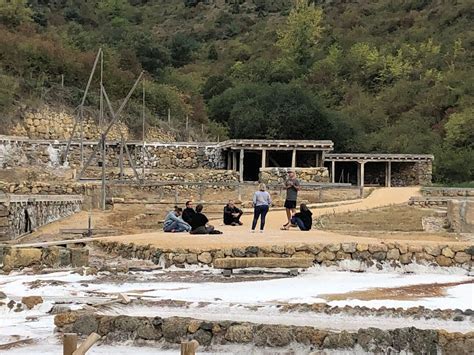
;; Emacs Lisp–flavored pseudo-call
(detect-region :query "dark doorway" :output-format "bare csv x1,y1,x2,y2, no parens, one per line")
364,162,386,186
268,151,292,167
335,162,358,184
243,151,261,181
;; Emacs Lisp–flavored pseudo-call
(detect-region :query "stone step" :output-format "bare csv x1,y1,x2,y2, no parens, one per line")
213,257,314,269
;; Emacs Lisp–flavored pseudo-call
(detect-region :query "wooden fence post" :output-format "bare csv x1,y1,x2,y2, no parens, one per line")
63,333,78,355
181,340,199,355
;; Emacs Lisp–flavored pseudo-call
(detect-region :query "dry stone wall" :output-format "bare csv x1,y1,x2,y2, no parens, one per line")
95,241,473,270
54,313,473,354
0,195,82,241
259,167,329,184
391,161,432,186
0,246,89,271
448,200,474,233
421,187,474,198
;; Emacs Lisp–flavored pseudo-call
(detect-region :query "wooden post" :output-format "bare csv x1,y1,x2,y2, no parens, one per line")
227,151,232,170
331,160,335,184
386,161,392,187
360,161,365,188
315,152,319,167
239,149,244,182
181,340,199,355
63,333,77,355
232,151,237,171
168,108,171,125
72,332,101,355
100,134,106,210
291,149,296,168
261,149,266,168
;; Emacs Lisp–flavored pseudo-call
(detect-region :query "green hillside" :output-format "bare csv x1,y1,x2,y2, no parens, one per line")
0,0,473,182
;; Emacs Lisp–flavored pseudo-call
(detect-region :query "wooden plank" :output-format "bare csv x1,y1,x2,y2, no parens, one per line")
63,333,78,355
213,257,314,269
181,340,199,355
72,332,101,355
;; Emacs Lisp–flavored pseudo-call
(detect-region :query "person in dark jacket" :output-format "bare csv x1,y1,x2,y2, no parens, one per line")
182,200,196,225
291,203,313,231
223,200,243,226
190,204,215,234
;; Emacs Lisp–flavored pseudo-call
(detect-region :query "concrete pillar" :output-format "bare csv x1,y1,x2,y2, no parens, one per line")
239,149,244,182
291,149,297,168
331,160,335,183
261,149,266,168
232,151,237,171
386,161,392,187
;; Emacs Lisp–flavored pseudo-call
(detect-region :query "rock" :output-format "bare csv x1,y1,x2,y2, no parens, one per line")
357,328,391,352
173,254,186,264
294,327,327,346
192,329,212,346
21,296,43,309
386,248,400,260
162,317,189,343
188,320,202,333
3,248,42,270
198,252,213,264
73,314,98,335
114,315,141,332
254,325,293,347
454,252,471,264
356,244,369,252
326,243,341,252
70,247,89,267
0,291,6,299
368,244,388,253
225,324,254,343
441,247,455,258
399,253,413,264
424,245,441,256
341,243,356,253
315,251,336,262
466,246,474,255
54,311,79,327
372,251,387,261
97,316,114,336
436,255,453,267
232,248,246,257
185,253,198,264
322,330,355,349
136,319,162,340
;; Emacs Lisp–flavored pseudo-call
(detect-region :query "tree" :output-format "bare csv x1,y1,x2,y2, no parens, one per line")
0,0,32,28
169,33,199,67
445,108,474,148
276,0,323,67
207,44,218,61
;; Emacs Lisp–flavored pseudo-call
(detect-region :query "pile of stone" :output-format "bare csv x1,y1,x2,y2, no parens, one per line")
95,241,474,269
0,246,89,272
54,312,473,353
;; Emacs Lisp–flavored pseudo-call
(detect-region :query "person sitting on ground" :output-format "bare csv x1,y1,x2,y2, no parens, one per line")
182,200,196,225
190,204,215,234
163,207,191,233
290,203,313,231
223,200,243,226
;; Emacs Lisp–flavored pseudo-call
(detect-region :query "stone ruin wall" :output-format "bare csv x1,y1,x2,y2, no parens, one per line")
96,241,473,270
0,138,224,170
54,313,473,354
421,187,474,198
0,195,83,241
448,200,474,233
259,167,330,185
0,245,89,271
392,161,432,186
9,105,175,142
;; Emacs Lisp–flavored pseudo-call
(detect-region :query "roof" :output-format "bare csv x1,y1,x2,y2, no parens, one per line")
325,153,434,162
218,139,334,150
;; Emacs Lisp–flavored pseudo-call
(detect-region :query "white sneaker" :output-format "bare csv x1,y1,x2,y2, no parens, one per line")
250,230,255,233
259,230,264,233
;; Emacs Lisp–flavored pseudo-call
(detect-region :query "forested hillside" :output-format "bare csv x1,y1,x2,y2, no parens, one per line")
0,0,473,182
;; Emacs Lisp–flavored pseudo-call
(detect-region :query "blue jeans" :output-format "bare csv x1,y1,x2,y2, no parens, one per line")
291,216,309,231
164,220,190,233
252,205,269,230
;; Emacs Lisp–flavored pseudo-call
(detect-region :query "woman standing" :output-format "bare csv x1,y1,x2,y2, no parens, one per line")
251,183,272,233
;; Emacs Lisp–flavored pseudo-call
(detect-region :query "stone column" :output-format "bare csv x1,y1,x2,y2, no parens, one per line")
239,149,244,182
232,151,237,171
261,149,266,168
385,161,392,187
291,149,297,168
331,160,335,183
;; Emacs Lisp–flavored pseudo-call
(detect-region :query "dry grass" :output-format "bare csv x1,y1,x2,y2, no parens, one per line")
319,204,435,232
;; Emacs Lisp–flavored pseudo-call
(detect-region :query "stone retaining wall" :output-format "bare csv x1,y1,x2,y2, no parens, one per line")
259,167,329,184
391,161,432,186
0,245,89,271
448,200,474,233
54,313,473,354
0,137,223,170
95,241,473,270
0,195,82,241
421,187,474,198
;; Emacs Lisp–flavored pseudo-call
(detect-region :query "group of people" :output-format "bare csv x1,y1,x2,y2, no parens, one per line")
163,170,312,234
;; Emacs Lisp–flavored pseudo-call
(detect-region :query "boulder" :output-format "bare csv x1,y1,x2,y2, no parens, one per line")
436,255,453,267
341,243,357,253
114,315,141,332
21,296,43,309
3,248,42,270
254,325,293,347
198,252,213,264
136,319,162,340
192,329,212,346
225,324,254,343
54,311,79,327
386,248,400,260
322,330,355,349
162,317,189,343
441,247,455,258
73,314,99,335
70,247,89,267
454,252,471,264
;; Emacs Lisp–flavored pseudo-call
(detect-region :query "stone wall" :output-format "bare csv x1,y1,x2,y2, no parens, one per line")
0,195,82,241
448,200,474,233
0,245,89,271
259,167,329,184
54,313,473,354
10,106,175,142
421,187,474,198
0,137,223,170
95,241,473,270
391,161,432,186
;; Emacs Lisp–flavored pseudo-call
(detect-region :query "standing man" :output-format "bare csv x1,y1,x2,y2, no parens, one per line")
223,200,243,226
282,170,300,230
